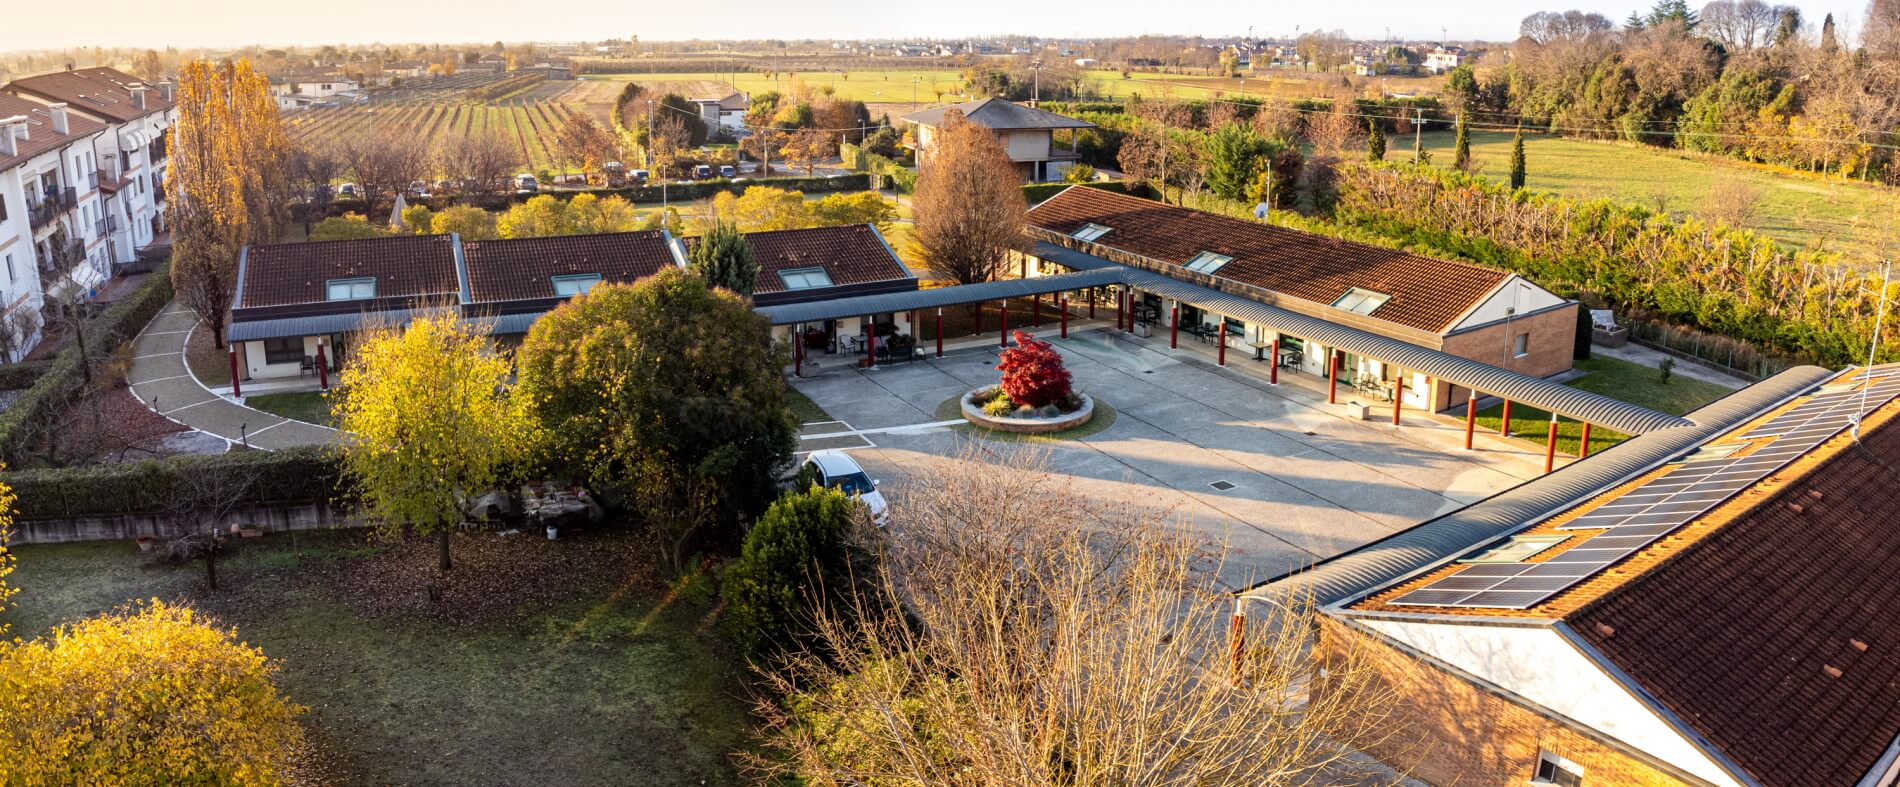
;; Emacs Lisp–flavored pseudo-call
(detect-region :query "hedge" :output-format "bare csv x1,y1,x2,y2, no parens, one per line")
6,445,348,520
305,174,876,219
0,360,55,391
839,142,917,193
0,263,174,465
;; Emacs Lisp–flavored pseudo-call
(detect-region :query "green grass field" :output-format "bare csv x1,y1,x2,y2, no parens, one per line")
246,391,337,427
1475,355,1734,456
3,530,757,784
1418,130,1900,263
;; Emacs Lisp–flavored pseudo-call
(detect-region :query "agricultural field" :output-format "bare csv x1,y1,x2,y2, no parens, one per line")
1417,129,1900,264
282,81,624,173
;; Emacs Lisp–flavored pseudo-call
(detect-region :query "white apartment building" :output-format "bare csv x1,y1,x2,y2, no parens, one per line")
4,67,179,285
0,95,110,362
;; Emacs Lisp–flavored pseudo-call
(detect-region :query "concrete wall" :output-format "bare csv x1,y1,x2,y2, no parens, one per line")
1001,129,1052,161
14,500,351,545
1317,616,1715,786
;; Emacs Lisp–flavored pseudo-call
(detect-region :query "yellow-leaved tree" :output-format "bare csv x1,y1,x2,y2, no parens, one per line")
167,59,291,348
333,314,533,573
0,601,303,785
0,467,14,635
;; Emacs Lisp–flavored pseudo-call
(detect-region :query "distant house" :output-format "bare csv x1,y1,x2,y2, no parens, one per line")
269,76,363,110
1424,46,1467,74
689,93,748,136
901,98,1096,183
1248,359,1900,787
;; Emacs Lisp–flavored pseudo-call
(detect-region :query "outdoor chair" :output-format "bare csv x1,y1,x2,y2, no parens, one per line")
299,355,316,377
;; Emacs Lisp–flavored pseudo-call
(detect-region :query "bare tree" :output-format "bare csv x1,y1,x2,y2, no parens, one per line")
435,130,519,200
1699,178,1766,226
912,109,1027,287
0,306,40,364
1295,29,1354,72
1519,10,1614,45
336,125,430,217
286,140,342,234
1701,0,1788,51
155,458,265,591
752,448,1396,785
648,115,691,179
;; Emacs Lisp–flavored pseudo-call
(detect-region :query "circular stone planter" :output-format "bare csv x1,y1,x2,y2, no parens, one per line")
960,387,1094,434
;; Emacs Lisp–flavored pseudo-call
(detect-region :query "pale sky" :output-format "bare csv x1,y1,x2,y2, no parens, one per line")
0,0,1869,52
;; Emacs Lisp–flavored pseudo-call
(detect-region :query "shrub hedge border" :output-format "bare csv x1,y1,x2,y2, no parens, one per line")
312,174,875,219
0,263,174,465
6,445,348,520
0,360,55,391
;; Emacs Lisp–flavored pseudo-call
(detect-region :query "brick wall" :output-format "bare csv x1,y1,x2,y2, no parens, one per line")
1316,616,1703,786
1432,304,1580,411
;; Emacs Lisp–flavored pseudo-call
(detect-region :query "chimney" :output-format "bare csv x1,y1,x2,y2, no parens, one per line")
47,103,69,135
129,83,148,110
0,117,20,156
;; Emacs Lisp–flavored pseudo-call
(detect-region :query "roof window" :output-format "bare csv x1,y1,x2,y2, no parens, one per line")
1070,223,1112,242
1182,251,1232,275
325,277,375,301
1332,287,1392,315
778,267,834,290
1460,535,1568,564
551,273,601,297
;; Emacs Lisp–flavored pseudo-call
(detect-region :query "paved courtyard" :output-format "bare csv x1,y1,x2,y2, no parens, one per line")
793,326,1558,591
127,302,341,450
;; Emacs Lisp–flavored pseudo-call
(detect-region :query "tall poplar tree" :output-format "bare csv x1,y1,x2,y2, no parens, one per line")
166,59,291,348
1509,127,1528,190
1366,119,1386,161
1453,113,1472,171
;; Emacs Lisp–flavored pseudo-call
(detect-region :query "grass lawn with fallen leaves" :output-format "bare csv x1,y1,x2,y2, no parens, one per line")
245,390,339,427
2,527,759,785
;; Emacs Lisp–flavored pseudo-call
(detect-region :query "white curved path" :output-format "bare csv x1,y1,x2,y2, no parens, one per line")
126,301,341,450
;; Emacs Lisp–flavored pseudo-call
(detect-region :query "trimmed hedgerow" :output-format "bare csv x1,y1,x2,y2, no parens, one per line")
7,445,349,520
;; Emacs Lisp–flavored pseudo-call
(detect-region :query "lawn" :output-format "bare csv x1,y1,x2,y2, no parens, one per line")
245,390,337,427
785,385,831,425
1475,355,1734,456
1418,130,1900,263
2,529,759,785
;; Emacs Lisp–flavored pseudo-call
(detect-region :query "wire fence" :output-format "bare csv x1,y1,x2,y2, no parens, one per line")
1624,316,1798,381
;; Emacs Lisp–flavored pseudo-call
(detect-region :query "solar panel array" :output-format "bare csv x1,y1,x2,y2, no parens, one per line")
1391,364,1900,610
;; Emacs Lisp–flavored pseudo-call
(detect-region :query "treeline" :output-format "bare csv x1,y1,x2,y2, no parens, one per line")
1329,162,1898,366
1463,0,1900,181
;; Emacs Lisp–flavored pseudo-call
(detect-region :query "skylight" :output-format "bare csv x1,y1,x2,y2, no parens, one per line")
324,277,375,301
1182,251,1232,275
1460,535,1569,564
551,273,601,297
1332,288,1392,315
779,267,834,290
1071,223,1112,242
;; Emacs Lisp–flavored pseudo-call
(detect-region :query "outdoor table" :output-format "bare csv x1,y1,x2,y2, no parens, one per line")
1248,341,1272,361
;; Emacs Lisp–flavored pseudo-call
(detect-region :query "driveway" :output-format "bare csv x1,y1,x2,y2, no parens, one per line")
792,327,1546,591
127,302,340,451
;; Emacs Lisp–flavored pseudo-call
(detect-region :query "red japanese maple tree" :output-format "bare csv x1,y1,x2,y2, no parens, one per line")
996,331,1074,408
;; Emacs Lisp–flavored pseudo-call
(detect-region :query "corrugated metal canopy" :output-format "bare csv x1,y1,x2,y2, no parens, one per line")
226,308,443,342
1030,240,1120,271
1239,365,1834,610
1117,269,1692,434
754,268,1127,326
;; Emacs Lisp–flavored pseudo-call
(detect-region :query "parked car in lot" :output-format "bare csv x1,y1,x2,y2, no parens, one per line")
631,168,650,183
515,173,538,193
338,182,358,198
800,451,888,526
693,164,713,179
719,165,737,178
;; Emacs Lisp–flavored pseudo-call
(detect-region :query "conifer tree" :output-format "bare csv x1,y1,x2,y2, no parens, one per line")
689,220,759,297
1366,119,1386,161
1453,113,1472,171
1509,127,1528,190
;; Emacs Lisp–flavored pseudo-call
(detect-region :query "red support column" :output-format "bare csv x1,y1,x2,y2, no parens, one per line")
1217,321,1227,366
1032,293,1041,327
1269,337,1280,385
1391,367,1403,426
1170,305,1180,349
1464,392,1478,450
1229,605,1246,684
793,326,804,377
315,340,330,391
1500,400,1514,437
1088,287,1096,319
1059,295,1069,338
999,300,1010,347
1120,289,1130,332
1544,415,1560,474
1328,350,1341,404
974,301,983,336
865,319,876,368
228,346,242,399
1580,423,1593,458
935,309,944,358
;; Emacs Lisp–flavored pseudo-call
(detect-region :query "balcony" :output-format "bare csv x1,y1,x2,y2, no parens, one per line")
38,237,85,281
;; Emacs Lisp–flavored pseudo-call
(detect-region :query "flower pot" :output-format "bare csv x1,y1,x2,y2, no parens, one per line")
546,526,559,541
135,536,155,552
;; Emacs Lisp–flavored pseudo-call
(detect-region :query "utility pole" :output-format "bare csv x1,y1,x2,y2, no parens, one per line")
1413,107,1424,164
912,75,920,109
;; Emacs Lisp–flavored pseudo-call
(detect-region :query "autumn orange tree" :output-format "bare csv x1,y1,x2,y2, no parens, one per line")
333,313,534,573
0,601,304,785
912,109,1026,287
167,59,291,348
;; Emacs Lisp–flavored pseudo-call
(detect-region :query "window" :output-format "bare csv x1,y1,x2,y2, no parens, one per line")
325,278,376,301
1533,752,1583,787
1332,288,1392,315
1461,535,1568,564
1514,333,1530,357
778,267,833,290
1070,222,1111,242
551,273,601,297
262,337,304,365
1182,251,1233,275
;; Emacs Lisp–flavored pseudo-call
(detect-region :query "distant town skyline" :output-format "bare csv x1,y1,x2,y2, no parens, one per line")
1,0,1871,52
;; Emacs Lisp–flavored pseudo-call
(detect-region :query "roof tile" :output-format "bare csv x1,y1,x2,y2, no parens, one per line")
463,231,677,302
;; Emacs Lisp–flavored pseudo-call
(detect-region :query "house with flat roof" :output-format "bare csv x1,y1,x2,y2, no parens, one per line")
1024,186,1577,414
901,98,1095,183
225,224,917,382
1245,362,1900,786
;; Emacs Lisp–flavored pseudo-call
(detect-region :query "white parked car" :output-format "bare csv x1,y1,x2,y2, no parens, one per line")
802,451,888,526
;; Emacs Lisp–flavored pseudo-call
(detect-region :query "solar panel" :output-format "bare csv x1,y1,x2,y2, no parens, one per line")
1390,365,1900,610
